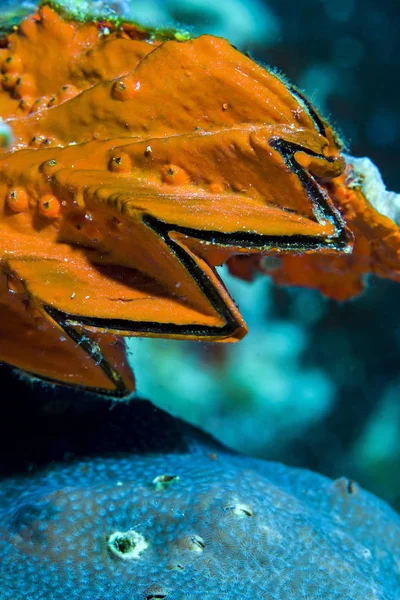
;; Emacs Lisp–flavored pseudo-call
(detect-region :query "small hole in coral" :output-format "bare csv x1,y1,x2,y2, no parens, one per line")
346,479,358,496
107,529,148,560
153,474,180,491
223,502,253,517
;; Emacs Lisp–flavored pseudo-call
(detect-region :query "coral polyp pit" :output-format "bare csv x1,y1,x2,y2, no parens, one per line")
108,529,149,560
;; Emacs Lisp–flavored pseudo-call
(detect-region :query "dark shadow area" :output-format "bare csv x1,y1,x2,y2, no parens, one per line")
0,364,195,477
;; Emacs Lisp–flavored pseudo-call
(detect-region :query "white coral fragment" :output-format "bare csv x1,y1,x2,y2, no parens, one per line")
346,155,400,226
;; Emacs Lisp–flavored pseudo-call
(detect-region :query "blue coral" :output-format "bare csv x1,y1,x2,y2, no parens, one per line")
1,415,399,599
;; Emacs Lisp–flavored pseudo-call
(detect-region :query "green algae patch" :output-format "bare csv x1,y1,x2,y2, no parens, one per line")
0,1,191,41
46,0,190,41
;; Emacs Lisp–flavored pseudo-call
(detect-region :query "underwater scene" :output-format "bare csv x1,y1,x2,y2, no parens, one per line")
0,0,399,598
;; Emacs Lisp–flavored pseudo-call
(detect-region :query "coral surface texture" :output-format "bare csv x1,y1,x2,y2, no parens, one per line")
1,421,399,600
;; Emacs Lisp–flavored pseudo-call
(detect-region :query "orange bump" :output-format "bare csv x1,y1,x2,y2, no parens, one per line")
6,188,29,213
108,153,132,173
1,73,18,91
13,74,36,99
161,164,191,186
40,158,59,176
1,55,23,74
111,77,141,101
29,95,50,113
38,194,61,218
18,96,35,113
57,84,79,103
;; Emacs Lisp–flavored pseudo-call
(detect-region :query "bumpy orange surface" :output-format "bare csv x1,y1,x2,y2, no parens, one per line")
228,166,400,301
0,5,398,396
